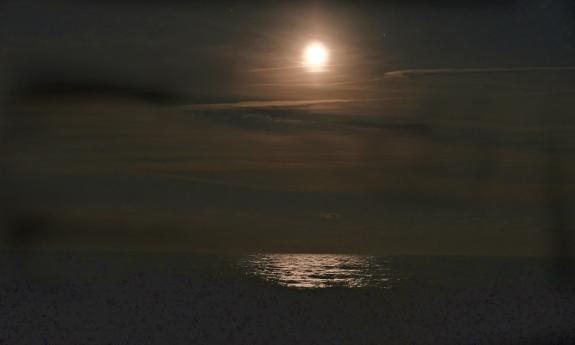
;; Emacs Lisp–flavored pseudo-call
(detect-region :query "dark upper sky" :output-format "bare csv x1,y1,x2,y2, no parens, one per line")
2,0,574,98
1,0,575,255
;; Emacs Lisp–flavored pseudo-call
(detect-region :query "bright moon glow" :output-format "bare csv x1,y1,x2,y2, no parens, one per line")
303,42,329,72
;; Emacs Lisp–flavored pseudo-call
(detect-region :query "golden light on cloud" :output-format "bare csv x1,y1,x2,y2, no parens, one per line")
303,42,329,72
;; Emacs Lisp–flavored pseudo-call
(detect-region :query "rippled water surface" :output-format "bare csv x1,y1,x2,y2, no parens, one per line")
238,254,395,288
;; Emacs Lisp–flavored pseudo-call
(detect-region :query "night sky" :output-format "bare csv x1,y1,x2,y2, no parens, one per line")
1,0,575,255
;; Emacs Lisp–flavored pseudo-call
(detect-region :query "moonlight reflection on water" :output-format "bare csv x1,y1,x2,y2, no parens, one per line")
238,254,395,288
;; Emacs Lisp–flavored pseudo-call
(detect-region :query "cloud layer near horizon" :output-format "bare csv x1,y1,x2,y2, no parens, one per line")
4,68,575,255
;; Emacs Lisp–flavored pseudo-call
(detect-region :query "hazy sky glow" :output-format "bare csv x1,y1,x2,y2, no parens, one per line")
1,0,575,255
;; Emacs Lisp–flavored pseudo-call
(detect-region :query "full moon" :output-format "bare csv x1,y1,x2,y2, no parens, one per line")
303,42,329,72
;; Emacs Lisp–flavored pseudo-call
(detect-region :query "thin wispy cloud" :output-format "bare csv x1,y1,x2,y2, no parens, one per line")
384,66,575,78
180,99,365,110
139,172,276,191
320,212,342,220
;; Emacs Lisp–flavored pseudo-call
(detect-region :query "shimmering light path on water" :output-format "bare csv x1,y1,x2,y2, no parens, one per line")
238,254,395,288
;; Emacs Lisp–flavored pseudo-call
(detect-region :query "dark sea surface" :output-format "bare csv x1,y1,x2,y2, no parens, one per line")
1,252,575,344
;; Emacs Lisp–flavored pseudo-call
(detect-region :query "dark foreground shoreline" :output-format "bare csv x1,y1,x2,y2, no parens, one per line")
1,252,574,344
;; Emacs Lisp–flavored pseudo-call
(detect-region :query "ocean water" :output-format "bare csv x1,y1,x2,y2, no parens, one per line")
238,254,396,288
1,252,575,344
